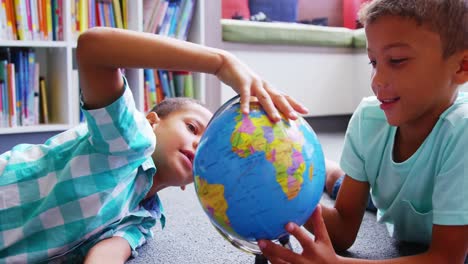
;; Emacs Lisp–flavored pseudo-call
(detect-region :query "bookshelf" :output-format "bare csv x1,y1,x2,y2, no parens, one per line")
0,0,219,150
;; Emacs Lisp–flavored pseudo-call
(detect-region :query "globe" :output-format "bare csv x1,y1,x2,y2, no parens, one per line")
193,96,325,254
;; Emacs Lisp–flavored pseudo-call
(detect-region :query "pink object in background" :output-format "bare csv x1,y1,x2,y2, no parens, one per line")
222,0,250,20
343,0,370,29
297,0,343,27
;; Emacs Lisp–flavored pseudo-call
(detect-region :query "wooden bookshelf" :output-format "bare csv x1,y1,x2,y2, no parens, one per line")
0,0,217,138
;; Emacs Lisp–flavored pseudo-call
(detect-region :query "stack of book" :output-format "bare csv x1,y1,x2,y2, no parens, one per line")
0,47,49,128
142,0,197,112
70,0,127,40
0,0,64,41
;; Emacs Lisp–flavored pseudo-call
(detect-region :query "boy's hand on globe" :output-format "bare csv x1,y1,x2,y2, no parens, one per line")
214,50,309,122
258,205,340,264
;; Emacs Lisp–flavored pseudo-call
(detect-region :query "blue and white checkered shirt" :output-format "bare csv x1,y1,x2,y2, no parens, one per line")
0,79,164,263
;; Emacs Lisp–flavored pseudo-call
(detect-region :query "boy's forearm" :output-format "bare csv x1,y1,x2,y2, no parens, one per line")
319,205,358,252
76,27,224,75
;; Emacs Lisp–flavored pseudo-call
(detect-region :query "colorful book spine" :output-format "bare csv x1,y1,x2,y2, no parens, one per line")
177,0,195,40
167,1,181,37
39,76,48,124
158,70,171,98
56,0,64,40
24,0,33,40
33,63,39,125
7,63,16,127
154,69,164,103
0,80,3,127
0,60,6,127
45,0,53,40
121,0,127,28
30,0,40,40
144,68,157,109
13,0,26,40
112,0,123,28
4,0,17,39
108,0,115,27
25,49,36,125
78,0,88,33
88,0,95,28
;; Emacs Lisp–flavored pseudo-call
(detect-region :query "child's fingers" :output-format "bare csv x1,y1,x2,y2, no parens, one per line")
262,82,297,120
258,240,299,263
253,82,281,122
285,223,314,249
284,93,309,115
238,85,251,115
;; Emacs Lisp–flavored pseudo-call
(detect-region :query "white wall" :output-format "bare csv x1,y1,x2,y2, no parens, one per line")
220,43,372,116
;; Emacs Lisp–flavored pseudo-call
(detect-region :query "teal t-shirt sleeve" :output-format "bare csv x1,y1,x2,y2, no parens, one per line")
340,100,368,182
432,117,468,225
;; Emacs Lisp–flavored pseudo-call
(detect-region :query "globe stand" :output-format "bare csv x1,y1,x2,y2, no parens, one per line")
213,223,292,264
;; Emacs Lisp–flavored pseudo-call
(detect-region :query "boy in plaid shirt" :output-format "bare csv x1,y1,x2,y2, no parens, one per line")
0,27,308,263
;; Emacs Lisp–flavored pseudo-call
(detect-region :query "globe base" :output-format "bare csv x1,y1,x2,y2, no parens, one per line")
212,222,292,258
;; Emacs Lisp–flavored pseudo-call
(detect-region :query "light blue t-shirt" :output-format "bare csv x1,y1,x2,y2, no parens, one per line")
340,92,468,244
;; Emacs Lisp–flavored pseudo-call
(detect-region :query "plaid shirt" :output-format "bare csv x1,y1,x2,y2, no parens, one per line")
0,80,164,263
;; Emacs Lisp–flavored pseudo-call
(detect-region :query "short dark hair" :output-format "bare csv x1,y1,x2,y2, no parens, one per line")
358,0,467,58
149,97,206,118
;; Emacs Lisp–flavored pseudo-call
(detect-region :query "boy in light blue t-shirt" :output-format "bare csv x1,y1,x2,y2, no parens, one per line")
259,0,468,263
0,27,308,263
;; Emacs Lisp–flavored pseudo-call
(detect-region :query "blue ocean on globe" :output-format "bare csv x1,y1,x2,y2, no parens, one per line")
193,99,325,245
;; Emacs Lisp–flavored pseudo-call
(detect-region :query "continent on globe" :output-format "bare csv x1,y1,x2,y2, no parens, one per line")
194,176,236,235
231,103,311,200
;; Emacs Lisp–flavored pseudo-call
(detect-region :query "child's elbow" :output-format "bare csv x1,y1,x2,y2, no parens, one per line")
76,27,108,65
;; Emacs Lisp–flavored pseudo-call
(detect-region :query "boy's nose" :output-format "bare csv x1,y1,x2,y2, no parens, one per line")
371,68,387,92
193,138,199,150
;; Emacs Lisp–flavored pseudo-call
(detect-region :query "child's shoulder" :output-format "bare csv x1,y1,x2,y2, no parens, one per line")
441,92,468,125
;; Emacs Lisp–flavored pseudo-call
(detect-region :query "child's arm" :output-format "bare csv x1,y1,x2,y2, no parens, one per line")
316,175,370,251
76,27,308,120
84,236,131,264
259,176,468,263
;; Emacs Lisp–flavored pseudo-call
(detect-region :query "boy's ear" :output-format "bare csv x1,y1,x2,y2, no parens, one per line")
146,112,161,128
454,51,468,85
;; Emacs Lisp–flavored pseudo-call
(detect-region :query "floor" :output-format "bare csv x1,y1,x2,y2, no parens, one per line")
127,127,430,264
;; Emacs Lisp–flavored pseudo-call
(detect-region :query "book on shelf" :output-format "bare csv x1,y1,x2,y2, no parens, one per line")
7,63,16,127
0,47,41,128
0,0,64,41
39,76,48,124
143,0,197,110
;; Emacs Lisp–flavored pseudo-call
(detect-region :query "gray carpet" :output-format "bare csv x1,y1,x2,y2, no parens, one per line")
127,131,430,263
127,187,428,264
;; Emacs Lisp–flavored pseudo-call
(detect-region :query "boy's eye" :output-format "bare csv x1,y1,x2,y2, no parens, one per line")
389,58,408,65
187,123,197,134
369,60,377,68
